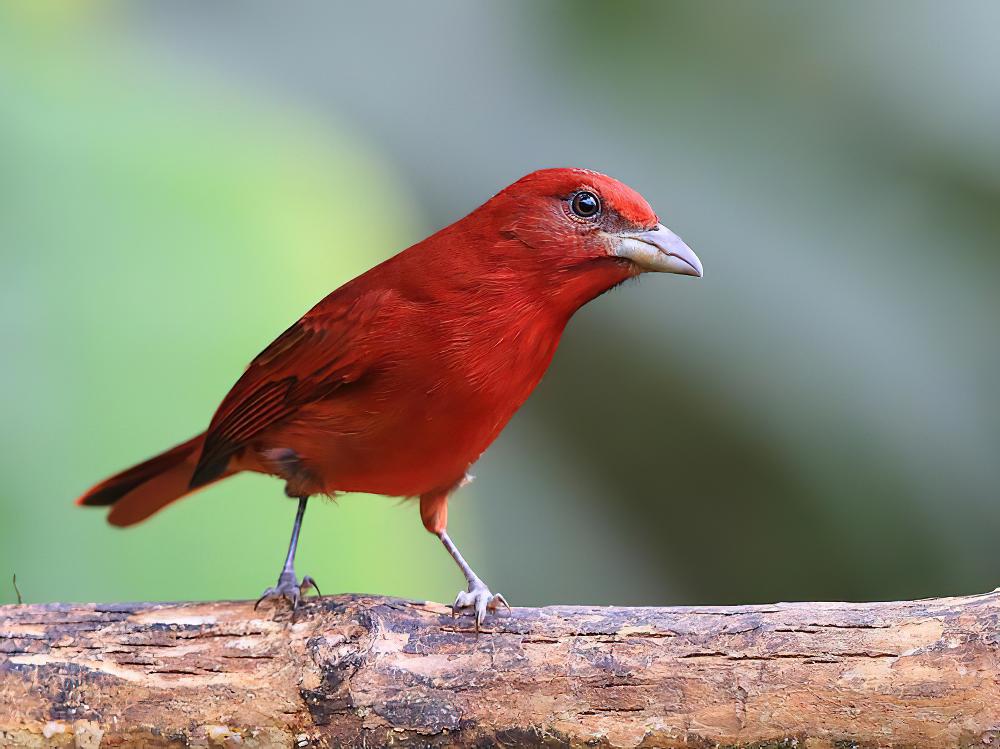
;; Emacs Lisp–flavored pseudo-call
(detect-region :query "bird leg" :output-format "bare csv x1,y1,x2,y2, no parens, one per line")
438,530,509,632
255,496,320,610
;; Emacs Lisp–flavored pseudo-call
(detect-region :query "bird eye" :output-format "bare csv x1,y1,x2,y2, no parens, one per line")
570,191,601,219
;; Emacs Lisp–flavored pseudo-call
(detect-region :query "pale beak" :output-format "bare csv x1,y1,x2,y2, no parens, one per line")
614,223,703,277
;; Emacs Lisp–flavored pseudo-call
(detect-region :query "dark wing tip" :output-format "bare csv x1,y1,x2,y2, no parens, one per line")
77,478,145,506
188,451,231,490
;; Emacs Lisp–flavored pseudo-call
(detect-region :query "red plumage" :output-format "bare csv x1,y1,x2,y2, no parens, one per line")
77,168,701,624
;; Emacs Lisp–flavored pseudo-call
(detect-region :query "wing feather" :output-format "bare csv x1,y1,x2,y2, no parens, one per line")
190,289,390,487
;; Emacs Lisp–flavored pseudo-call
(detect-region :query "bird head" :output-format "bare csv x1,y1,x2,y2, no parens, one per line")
492,168,702,280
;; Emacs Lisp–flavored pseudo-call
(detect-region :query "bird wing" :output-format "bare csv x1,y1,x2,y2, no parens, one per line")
190,288,392,488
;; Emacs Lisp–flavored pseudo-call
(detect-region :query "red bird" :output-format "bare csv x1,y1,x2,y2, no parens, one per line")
77,168,702,628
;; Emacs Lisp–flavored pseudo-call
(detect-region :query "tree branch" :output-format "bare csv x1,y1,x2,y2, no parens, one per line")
1,592,999,747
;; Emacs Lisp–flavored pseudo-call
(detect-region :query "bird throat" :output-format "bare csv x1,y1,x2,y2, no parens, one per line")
449,258,631,404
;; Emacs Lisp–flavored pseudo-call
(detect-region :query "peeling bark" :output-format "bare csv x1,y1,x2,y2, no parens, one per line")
1,592,999,747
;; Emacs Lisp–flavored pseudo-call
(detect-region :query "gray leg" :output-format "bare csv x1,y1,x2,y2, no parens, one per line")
255,496,320,610
438,530,509,631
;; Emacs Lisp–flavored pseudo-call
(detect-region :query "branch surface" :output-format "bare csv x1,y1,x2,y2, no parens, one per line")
1,592,999,747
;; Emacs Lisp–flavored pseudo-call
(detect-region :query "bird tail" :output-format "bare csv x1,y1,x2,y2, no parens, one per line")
76,433,224,527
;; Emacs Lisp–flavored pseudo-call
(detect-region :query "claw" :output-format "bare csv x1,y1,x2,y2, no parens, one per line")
254,588,277,611
300,575,321,597
452,582,509,632
254,572,319,612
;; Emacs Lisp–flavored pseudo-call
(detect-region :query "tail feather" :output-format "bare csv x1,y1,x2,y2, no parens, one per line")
76,433,221,527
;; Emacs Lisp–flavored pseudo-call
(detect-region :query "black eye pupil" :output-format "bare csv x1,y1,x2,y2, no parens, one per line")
571,191,600,218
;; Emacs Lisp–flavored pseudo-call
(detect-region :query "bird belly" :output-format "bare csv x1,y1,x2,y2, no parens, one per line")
251,311,563,499
254,389,508,498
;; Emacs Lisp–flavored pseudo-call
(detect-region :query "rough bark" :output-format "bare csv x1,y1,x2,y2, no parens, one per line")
1,592,999,748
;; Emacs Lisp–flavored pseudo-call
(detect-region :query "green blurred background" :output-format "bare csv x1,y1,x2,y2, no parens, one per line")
2,1,999,607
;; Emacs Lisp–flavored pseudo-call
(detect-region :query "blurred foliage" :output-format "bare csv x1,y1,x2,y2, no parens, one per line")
0,4,462,605
1,1,998,607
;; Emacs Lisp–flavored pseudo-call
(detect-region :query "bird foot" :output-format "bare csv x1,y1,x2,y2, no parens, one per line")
254,571,320,611
452,581,509,632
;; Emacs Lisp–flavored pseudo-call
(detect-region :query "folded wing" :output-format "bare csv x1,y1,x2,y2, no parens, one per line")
190,288,392,488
